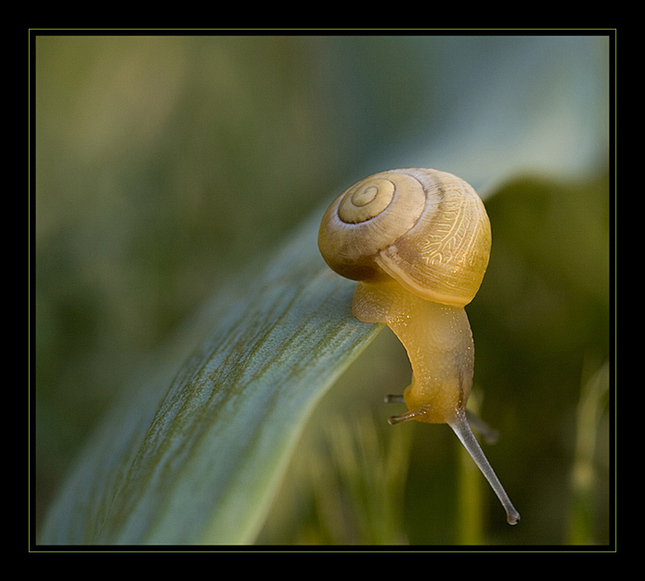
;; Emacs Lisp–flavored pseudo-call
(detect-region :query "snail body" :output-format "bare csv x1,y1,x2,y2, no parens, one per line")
318,168,520,525
353,279,474,424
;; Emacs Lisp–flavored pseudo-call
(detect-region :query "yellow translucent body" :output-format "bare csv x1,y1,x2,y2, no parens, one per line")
352,280,474,424
352,278,520,524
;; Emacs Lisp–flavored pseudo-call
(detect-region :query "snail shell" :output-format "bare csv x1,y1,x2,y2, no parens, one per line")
318,168,491,307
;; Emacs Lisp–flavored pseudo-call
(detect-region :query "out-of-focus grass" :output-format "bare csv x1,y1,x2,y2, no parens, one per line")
304,414,412,545
566,360,609,545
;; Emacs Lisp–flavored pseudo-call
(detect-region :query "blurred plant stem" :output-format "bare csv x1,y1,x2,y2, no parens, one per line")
566,359,609,544
305,414,412,545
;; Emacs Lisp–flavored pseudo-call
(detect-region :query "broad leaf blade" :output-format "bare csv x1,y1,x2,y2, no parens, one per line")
40,216,382,545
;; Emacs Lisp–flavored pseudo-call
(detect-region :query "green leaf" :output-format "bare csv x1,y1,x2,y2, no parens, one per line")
39,214,382,544
39,35,610,545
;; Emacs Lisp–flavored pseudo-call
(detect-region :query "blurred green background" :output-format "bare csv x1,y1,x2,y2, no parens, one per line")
35,33,611,545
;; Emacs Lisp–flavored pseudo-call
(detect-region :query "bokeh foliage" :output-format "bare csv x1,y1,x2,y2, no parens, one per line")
35,33,611,546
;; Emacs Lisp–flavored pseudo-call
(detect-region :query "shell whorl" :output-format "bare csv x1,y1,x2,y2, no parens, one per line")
318,168,491,307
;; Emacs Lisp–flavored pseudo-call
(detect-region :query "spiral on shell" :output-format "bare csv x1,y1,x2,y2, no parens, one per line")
318,168,491,307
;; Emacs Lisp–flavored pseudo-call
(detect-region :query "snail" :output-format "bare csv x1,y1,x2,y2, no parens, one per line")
318,168,520,525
